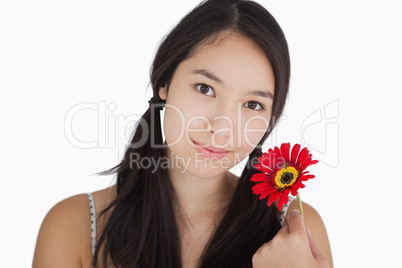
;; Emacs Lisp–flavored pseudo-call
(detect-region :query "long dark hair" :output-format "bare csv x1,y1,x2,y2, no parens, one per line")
93,0,290,267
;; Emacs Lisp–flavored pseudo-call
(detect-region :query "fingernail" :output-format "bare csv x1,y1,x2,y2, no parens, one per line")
290,209,300,218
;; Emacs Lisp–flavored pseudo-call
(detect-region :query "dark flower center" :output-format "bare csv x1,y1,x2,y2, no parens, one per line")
281,172,294,184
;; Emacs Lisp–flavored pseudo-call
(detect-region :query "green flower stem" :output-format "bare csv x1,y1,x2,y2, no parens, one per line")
296,191,304,218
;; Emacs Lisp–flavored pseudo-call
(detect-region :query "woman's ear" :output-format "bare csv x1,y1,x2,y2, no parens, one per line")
158,83,168,101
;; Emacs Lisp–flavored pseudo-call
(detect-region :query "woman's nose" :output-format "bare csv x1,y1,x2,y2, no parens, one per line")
208,101,242,146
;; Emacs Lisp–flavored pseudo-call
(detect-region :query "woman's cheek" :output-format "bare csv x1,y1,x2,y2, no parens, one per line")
163,106,186,147
163,102,204,148
244,114,270,144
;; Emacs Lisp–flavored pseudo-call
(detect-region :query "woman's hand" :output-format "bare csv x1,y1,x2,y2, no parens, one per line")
252,210,330,268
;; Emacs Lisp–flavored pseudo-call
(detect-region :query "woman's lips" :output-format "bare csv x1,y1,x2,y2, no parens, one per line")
192,140,229,159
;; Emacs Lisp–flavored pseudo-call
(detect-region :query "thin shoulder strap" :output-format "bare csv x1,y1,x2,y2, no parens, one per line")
279,196,296,226
87,193,97,257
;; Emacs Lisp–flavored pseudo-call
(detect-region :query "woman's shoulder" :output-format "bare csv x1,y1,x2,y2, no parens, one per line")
91,184,117,213
32,185,116,268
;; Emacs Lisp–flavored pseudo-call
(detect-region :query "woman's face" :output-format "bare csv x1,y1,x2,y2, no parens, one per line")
159,32,275,178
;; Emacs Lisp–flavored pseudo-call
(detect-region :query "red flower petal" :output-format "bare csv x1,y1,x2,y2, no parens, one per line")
271,150,286,171
295,147,310,167
299,159,319,172
294,181,305,190
260,152,276,172
277,188,290,210
280,143,291,163
250,173,270,183
274,146,282,158
251,182,274,194
267,190,282,207
254,163,274,175
290,186,299,196
290,144,301,164
298,174,315,182
258,187,278,200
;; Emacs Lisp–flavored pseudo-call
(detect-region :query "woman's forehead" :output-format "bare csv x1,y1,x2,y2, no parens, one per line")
176,33,275,95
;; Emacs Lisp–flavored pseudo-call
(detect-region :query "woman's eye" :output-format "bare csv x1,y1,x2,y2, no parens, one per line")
244,101,264,111
196,84,214,96
194,84,263,111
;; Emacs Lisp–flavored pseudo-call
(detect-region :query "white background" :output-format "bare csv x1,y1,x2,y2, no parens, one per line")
1,0,401,267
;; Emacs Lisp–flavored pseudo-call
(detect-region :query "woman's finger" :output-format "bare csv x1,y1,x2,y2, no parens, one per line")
276,222,289,235
287,209,306,234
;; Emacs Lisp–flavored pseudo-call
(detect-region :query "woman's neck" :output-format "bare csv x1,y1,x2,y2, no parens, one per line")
169,167,234,215
170,170,236,228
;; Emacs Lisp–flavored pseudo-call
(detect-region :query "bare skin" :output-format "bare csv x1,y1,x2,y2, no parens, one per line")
32,185,116,268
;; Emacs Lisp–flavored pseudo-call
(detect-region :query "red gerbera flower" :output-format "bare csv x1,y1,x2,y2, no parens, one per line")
250,143,318,210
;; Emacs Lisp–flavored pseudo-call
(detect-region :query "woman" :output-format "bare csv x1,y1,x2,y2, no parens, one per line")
33,0,333,267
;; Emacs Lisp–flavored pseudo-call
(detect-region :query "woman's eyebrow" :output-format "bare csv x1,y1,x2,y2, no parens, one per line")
247,90,274,99
191,69,223,84
191,68,274,99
